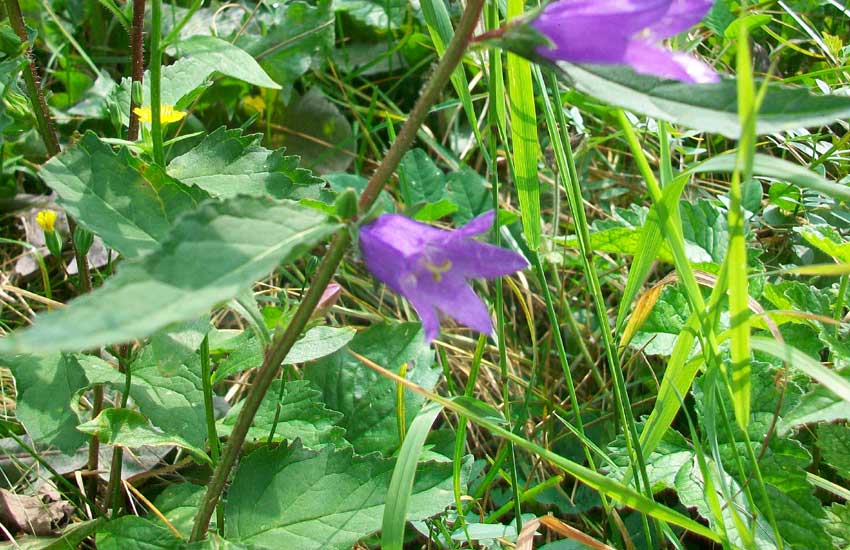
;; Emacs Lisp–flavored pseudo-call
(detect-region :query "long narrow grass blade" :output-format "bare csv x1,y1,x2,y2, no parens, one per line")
381,402,444,550
727,25,756,430
505,0,540,248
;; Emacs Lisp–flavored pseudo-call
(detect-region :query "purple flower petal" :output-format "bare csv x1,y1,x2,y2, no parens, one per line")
645,0,715,40
359,210,527,343
433,240,530,279
403,273,493,339
624,40,720,83
529,0,718,83
450,210,495,240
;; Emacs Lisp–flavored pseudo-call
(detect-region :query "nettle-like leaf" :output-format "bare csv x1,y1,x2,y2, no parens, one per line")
40,132,210,259
212,326,356,383
79,349,206,448
1,353,89,454
556,63,850,137
77,408,210,464
817,423,850,480
304,323,439,456
167,127,322,199
153,483,208,539
334,0,408,30
112,35,280,124
96,515,179,550
694,367,831,550
217,379,347,448
795,224,850,263
233,0,334,103
225,441,459,550
0,197,339,355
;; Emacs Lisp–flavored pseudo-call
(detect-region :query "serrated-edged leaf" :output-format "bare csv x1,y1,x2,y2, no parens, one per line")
153,483,207,538
817,423,850,479
212,326,356,383
233,0,333,103
39,133,209,258
1,354,89,454
78,349,206,447
399,148,447,205
305,323,438,455
795,224,850,263
556,63,850,138
167,127,322,199
690,153,850,202
217,379,346,448
225,441,459,549
95,516,179,550
447,167,490,225
335,0,407,29
0,197,339,354
77,408,210,464
168,35,280,90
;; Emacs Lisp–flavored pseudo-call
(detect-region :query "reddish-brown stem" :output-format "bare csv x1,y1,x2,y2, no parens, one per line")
127,0,147,141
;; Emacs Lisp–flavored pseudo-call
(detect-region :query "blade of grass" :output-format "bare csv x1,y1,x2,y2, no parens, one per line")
505,0,541,249
381,402,444,550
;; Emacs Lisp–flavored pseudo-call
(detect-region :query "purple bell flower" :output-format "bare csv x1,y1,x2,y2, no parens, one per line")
531,0,720,83
359,211,529,342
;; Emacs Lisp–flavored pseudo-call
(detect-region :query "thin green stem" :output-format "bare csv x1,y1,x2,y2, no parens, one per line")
539,70,654,542
189,4,485,537
149,0,165,165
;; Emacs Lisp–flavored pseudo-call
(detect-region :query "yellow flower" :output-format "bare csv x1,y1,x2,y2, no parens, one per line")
35,210,57,233
133,105,186,124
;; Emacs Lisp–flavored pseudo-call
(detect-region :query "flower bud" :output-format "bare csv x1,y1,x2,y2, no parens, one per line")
334,187,359,221
74,225,94,256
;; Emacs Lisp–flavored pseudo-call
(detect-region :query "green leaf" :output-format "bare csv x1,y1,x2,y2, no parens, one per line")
153,483,207,538
399,148,447,205
113,36,281,124
627,285,690,356
817,423,850,479
217,379,346,448
40,133,209,259
447,166,490,225
6,519,106,550
278,88,355,175
168,35,280,90
212,326,356,383
78,349,206,447
556,64,850,138
691,153,850,203
825,502,850,549
334,0,407,29
224,441,459,549
795,225,850,263
233,0,334,103
304,323,439,455
77,408,210,464
167,127,322,200
95,516,179,550
0,197,339,354
1,354,89,454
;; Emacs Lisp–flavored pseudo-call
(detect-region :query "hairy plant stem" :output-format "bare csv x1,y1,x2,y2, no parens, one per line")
6,0,100,506
189,0,485,539
127,0,146,141
4,0,60,157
